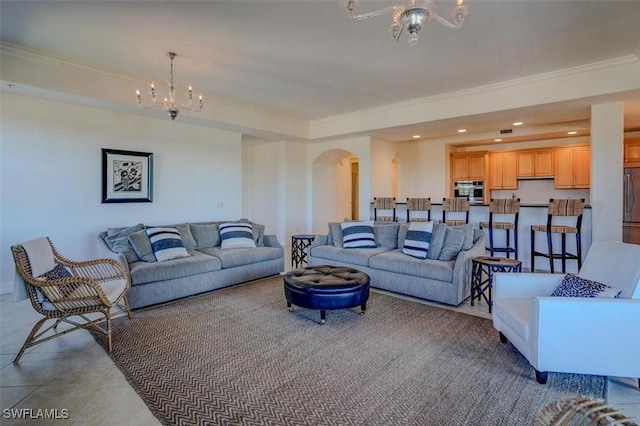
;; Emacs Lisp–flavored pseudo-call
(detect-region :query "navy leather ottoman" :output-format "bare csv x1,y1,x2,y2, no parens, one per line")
284,265,370,324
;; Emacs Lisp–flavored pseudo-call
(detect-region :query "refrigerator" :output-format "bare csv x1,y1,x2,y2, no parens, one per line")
623,168,640,244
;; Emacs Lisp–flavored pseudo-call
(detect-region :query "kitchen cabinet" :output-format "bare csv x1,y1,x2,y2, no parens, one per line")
624,138,640,168
516,150,554,177
450,152,487,181
623,223,640,245
489,152,517,189
554,146,590,189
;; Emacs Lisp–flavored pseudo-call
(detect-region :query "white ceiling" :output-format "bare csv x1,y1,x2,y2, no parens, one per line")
1,0,640,142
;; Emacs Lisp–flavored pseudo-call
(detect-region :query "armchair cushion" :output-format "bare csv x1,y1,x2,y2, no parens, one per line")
551,274,621,298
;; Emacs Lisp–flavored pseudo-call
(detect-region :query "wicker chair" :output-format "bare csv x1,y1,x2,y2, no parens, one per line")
442,197,470,226
11,237,132,363
373,197,397,222
406,197,431,222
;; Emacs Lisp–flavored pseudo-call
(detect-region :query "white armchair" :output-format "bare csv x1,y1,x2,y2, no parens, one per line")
492,240,640,386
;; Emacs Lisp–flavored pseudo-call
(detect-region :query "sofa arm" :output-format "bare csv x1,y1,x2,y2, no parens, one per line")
309,235,328,248
494,273,565,300
96,236,130,274
263,234,283,249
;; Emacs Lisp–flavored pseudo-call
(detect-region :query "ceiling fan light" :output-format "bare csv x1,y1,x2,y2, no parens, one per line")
408,31,419,45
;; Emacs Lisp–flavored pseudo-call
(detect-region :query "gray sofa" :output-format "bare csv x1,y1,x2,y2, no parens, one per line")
307,222,485,306
97,220,284,309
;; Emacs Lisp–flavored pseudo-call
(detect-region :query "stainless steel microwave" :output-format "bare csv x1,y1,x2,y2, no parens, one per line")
453,180,484,204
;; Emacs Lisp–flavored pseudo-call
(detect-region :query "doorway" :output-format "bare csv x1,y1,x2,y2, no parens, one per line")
351,161,359,220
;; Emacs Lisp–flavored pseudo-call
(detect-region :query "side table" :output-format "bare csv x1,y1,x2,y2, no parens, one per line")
471,256,522,313
291,234,315,268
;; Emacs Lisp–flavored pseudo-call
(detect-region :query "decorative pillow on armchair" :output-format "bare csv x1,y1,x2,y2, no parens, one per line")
341,221,376,248
402,221,434,259
551,274,622,298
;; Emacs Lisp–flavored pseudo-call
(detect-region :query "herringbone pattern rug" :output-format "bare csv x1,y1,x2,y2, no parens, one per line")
92,275,605,425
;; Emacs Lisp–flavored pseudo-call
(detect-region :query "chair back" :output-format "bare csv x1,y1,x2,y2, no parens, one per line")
11,238,57,312
406,197,431,222
489,198,520,214
373,197,396,222
579,240,640,299
548,198,585,217
442,197,470,225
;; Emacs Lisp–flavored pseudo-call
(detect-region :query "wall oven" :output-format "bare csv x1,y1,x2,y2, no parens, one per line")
453,180,484,205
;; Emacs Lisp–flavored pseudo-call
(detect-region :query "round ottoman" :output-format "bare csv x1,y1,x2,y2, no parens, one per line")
284,265,370,324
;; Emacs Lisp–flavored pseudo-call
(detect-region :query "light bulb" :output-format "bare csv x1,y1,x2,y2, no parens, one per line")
408,32,419,46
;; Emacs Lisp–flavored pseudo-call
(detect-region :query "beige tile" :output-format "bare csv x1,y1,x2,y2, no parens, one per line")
0,385,39,409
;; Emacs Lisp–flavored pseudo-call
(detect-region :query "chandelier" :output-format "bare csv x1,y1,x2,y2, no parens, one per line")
342,0,469,46
136,52,203,120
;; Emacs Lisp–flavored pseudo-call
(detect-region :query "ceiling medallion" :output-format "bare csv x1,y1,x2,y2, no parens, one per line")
342,0,469,46
136,52,202,120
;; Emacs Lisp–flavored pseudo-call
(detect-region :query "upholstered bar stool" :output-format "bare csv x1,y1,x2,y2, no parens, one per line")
373,197,396,222
406,197,431,222
530,198,585,273
480,198,520,259
442,197,469,226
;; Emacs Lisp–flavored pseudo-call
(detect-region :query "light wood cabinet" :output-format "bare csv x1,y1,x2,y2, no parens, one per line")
516,150,553,177
554,146,590,189
450,152,486,181
624,138,640,168
489,152,517,189
468,154,486,180
623,223,640,245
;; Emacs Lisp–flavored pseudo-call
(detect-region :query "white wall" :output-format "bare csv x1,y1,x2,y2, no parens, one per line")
0,93,243,292
370,138,397,199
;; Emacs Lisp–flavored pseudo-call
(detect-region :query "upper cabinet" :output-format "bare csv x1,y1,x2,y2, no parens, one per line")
489,152,517,190
554,146,590,189
516,150,554,177
451,152,487,181
624,138,640,168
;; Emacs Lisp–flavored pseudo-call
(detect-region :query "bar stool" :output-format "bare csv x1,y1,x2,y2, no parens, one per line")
479,198,520,259
406,197,431,222
530,198,584,273
442,197,469,226
373,197,396,222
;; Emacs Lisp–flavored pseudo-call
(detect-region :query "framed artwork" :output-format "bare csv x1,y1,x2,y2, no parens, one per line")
101,149,153,203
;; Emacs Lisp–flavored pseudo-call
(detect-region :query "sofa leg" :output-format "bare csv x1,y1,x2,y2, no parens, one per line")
535,370,548,384
498,332,508,344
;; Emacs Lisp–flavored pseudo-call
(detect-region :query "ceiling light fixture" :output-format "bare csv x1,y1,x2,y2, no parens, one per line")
494,138,502,142
136,52,203,120
567,131,578,135
513,121,523,126
342,0,469,46
457,129,467,133
413,135,421,139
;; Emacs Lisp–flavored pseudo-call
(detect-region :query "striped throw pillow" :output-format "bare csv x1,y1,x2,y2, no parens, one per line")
341,221,376,248
402,221,434,259
146,227,190,262
219,222,256,249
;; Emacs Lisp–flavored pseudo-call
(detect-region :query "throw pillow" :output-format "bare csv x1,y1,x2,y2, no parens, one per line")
104,223,144,263
341,221,376,249
451,223,475,250
128,229,156,262
189,223,221,249
397,223,410,248
374,223,400,249
219,222,256,249
239,218,265,246
402,221,434,259
426,223,448,260
174,223,197,250
438,227,465,261
146,227,190,262
551,274,622,298
329,223,343,247
39,263,76,299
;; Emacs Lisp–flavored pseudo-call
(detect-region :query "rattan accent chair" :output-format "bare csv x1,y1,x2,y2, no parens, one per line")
530,198,585,273
11,237,132,363
406,197,431,222
442,197,470,226
480,198,520,259
373,197,396,222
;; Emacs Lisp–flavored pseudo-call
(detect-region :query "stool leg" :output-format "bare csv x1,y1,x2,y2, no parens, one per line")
514,227,519,260
489,227,495,256
319,310,326,325
546,230,554,274
530,228,535,273
506,228,511,259
576,231,582,270
561,233,567,273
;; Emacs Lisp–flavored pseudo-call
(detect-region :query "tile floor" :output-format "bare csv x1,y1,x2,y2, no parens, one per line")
1,252,638,425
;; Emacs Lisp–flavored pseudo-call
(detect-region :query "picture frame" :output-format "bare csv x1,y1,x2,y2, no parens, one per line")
102,148,153,203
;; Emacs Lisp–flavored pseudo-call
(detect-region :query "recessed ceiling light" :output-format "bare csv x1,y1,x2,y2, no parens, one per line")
412,135,421,139
567,131,578,135
457,129,467,133
494,138,502,142
513,121,523,126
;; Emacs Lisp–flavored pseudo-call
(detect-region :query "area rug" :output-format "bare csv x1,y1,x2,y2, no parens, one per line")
92,276,606,425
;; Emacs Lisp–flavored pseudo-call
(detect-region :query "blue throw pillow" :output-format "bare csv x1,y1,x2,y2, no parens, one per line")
341,221,376,248
551,274,621,298
402,221,434,259
146,227,190,262
219,222,256,249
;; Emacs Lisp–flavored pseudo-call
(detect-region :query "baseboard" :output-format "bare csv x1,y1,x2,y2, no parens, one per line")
0,281,13,295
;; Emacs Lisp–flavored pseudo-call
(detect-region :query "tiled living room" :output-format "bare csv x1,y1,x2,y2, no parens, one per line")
2,0,640,424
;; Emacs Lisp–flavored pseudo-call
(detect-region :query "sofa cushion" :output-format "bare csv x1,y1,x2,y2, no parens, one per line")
220,222,256,249
551,274,622,298
374,223,399,249
128,229,156,262
199,246,282,269
190,223,221,249
128,250,222,285
402,221,434,259
397,223,410,248
329,222,343,247
369,250,454,282
426,223,447,260
438,227,465,261
341,221,376,248
309,245,392,267
104,223,144,263
146,227,190,262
